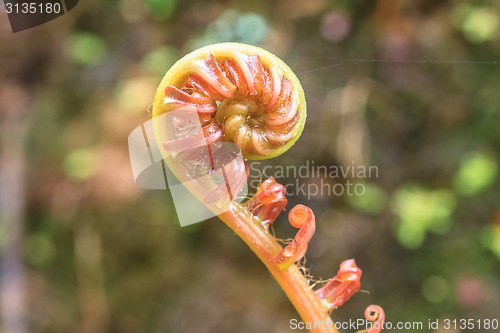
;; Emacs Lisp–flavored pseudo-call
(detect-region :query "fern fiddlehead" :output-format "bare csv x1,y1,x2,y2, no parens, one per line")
151,43,384,333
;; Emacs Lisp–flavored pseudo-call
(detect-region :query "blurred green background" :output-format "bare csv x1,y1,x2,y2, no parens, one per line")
1,1,499,332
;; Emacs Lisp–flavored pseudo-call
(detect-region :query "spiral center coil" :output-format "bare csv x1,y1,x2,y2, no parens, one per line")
160,52,302,158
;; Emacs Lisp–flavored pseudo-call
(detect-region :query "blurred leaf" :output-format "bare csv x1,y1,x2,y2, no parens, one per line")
213,10,240,41
235,13,269,44
115,78,157,115
421,276,449,303
26,234,57,267
140,46,178,77
453,5,500,43
190,11,269,49
345,182,387,214
63,32,107,66
147,0,177,21
396,221,426,249
63,148,98,181
119,0,147,23
392,186,457,249
479,224,500,260
453,152,498,196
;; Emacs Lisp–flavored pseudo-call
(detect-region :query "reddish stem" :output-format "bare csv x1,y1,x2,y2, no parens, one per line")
219,203,338,333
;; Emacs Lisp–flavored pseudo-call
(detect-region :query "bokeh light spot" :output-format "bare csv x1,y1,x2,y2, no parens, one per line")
26,234,57,267
146,0,177,21
140,46,178,77
63,32,107,66
235,13,269,45
63,148,98,181
115,78,157,115
453,5,500,43
119,0,147,23
455,275,484,308
392,186,456,249
346,182,386,214
453,152,497,196
320,12,351,43
479,224,500,260
422,276,449,303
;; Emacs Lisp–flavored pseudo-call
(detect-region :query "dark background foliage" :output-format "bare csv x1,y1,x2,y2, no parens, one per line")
1,1,499,332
